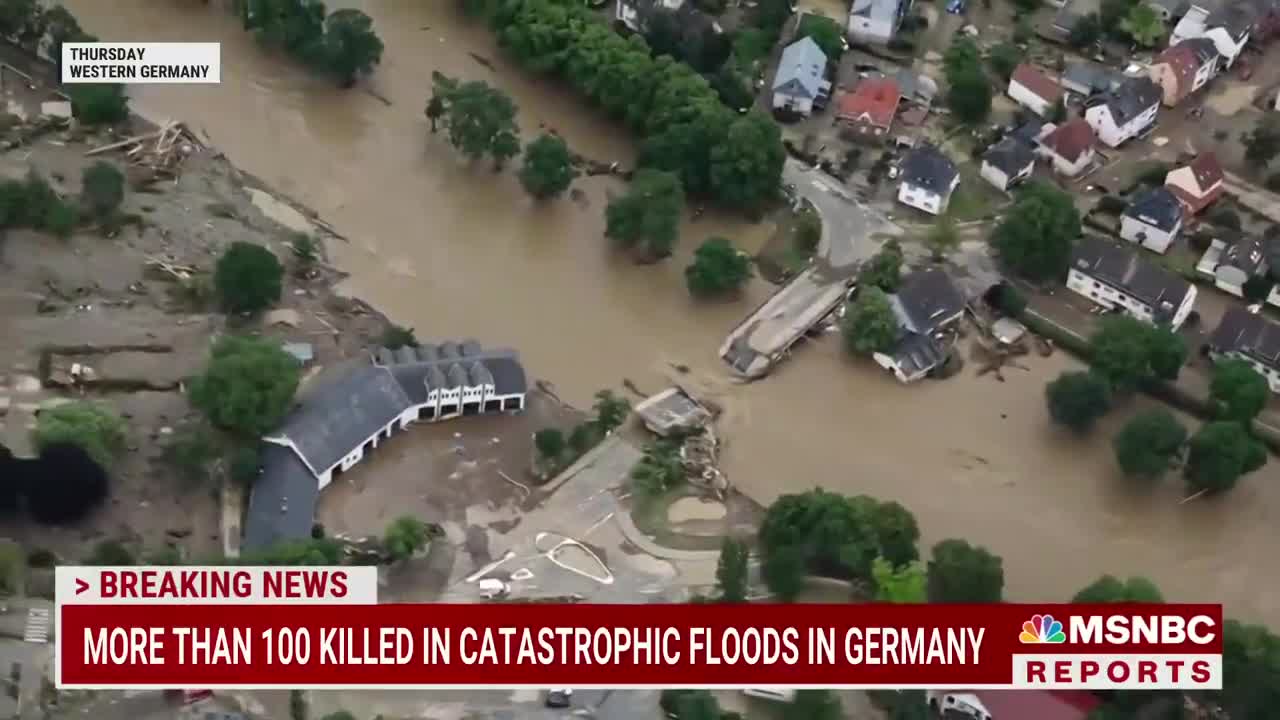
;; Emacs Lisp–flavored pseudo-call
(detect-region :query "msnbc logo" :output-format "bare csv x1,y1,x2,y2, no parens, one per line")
1020,614,1066,644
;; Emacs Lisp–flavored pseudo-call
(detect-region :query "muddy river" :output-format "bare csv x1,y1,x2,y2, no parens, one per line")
65,1,1280,623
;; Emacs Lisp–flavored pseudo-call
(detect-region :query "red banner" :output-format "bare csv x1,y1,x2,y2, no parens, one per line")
57,603,1223,690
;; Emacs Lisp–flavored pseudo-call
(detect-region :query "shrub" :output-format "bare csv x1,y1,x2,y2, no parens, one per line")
81,161,125,220
213,241,284,314
68,84,129,125
380,324,418,350
229,446,262,487
33,401,126,470
1210,208,1242,231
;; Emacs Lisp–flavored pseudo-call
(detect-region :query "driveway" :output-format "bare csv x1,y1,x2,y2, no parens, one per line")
783,159,901,274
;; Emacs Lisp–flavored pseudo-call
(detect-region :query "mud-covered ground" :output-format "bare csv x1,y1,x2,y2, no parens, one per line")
0,97,391,562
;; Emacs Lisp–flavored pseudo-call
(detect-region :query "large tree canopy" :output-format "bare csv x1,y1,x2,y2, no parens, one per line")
991,182,1081,282
927,539,1004,603
1112,408,1186,479
1045,371,1112,433
189,336,302,438
605,169,685,259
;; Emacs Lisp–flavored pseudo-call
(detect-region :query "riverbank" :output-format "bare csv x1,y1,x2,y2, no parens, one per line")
50,1,1280,627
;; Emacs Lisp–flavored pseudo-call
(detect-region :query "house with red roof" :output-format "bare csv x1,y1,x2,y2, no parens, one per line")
1007,64,1064,117
1148,38,1220,106
1165,152,1225,216
1037,119,1096,177
927,689,1101,720
837,77,902,141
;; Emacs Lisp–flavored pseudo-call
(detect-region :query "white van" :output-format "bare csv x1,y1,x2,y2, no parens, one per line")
743,688,796,703
478,579,510,599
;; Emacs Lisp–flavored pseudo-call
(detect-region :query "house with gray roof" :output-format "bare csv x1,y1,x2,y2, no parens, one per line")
980,136,1036,191
848,0,914,44
872,269,967,383
1066,236,1197,329
771,37,830,116
1120,186,1184,254
1209,306,1280,392
1084,76,1161,147
1061,62,1122,97
243,340,528,551
896,145,959,215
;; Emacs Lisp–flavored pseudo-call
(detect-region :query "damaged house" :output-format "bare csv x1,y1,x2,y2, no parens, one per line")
872,269,967,383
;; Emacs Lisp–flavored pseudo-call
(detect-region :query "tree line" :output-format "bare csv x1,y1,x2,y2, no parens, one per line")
234,0,383,86
459,0,785,213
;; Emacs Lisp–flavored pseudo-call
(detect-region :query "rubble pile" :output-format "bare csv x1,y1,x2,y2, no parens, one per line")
85,120,206,177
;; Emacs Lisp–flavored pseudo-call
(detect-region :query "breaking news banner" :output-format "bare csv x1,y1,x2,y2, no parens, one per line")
54,567,1223,691
61,43,220,84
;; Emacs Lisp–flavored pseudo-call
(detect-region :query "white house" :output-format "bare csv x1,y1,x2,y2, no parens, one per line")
1165,152,1224,215
1067,235,1197,329
1119,186,1184,254
1084,76,1162,147
245,341,528,550
980,136,1035,192
848,0,913,45
1148,38,1219,107
1007,64,1064,117
771,37,830,116
1171,3,1253,69
896,145,959,215
871,269,966,383
1197,235,1268,298
1209,307,1280,393
1037,119,1096,177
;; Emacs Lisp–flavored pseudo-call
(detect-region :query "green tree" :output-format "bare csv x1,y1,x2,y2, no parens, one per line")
383,516,429,561
229,446,262,487
1091,315,1155,392
786,690,842,720
1121,3,1165,47
841,287,899,355
1045,371,1112,433
33,401,126,469
858,242,903,292
1218,620,1280,720
68,84,128,125
759,490,918,583
442,79,520,167
987,43,1021,81
534,428,566,462
1072,575,1164,603
1112,409,1187,479
1210,359,1269,423
518,134,578,200
380,324,418,350
676,689,721,720
927,539,1003,603
0,0,46,51
948,67,993,125
1244,116,1280,170
630,438,686,496
795,208,822,252
81,161,125,221
322,9,383,87
1185,421,1267,494
1144,325,1187,381
189,336,301,438
214,241,284,314
709,111,786,210
991,181,1080,282
716,536,750,603
796,14,844,59
605,169,685,259
686,236,752,296
591,390,631,433
872,557,926,603
943,37,981,81
762,543,806,601
425,71,457,134
926,216,959,260
84,540,134,566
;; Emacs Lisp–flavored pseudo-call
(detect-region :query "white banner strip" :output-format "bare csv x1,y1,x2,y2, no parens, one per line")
1013,653,1222,690
55,566,378,605
61,43,221,84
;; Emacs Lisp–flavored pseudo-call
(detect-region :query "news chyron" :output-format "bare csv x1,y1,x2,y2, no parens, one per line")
62,43,220,84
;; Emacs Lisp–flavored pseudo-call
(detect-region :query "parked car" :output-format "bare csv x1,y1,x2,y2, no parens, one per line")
478,578,509,599
545,689,573,708
946,0,966,14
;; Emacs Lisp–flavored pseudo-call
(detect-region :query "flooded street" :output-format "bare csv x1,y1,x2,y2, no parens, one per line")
64,1,1280,623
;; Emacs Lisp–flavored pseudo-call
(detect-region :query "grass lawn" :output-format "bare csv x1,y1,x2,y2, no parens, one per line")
947,164,1007,222
755,201,820,283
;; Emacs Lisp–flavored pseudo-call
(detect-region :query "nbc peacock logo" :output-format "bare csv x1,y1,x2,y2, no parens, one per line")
1019,614,1067,644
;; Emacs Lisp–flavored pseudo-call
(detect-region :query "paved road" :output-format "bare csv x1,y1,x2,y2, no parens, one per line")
782,160,900,274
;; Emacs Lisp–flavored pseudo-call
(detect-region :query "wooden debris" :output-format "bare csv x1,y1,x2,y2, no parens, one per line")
144,256,196,281
85,120,205,174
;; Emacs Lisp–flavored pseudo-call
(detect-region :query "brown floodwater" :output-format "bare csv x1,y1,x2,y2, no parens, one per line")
65,0,1280,624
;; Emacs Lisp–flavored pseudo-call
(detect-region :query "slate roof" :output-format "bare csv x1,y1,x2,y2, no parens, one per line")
893,268,966,334
374,343,529,400
273,365,412,477
1097,76,1162,127
1123,187,1184,232
900,146,958,192
773,37,828,100
1210,306,1280,367
837,77,901,129
1010,64,1063,104
1062,62,1119,95
243,443,319,551
1041,118,1095,163
1208,3,1257,37
983,136,1036,176
1072,236,1193,320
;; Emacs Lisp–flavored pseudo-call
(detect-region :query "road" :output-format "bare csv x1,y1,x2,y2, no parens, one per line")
782,159,900,273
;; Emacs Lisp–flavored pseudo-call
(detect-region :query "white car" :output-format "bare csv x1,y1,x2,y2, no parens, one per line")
478,579,509,599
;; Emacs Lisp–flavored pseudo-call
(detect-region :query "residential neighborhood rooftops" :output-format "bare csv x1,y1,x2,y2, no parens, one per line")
1095,76,1162,127
773,37,829,99
1123,187,1184,232
899,146,958,192
837,77,901,128
1072,235,1193,314
1211,306,1280,364
1011,64,1063,104
983,136,1036,177
1041,118,1095,162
